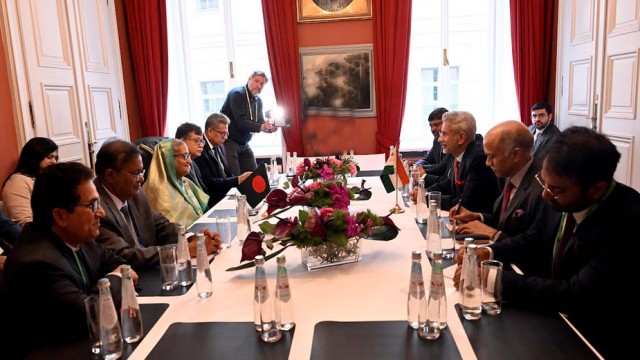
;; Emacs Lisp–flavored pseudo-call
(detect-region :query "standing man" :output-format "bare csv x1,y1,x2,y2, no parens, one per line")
94,139,220,269
176,122,208,193
3,162,131,356
452,121,544,242
429,111,501,212
221,70,276,176
195,113,252,207
454,127,637,358
529,101,560,162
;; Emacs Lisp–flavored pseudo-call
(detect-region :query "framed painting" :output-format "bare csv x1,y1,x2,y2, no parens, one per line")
297,0,372,23
300,44,375,118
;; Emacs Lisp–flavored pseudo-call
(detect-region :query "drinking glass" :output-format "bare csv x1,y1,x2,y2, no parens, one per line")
481,260,503,315
158,244,179,290
216,215,232,249
84,295,101,355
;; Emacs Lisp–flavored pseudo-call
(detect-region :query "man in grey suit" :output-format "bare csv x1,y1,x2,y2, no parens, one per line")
452,121,544,242
94,139,220,269
528,101,560,162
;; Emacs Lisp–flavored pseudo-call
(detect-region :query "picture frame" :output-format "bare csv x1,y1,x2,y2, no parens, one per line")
300,44,376,118
297,0,372,23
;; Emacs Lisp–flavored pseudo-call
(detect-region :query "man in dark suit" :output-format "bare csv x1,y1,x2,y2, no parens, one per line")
528,101,560,162
454,127,636,359
176,122,208,193
195,113,251,207
415,107,448,170
94,139,220,269
429,111,501,212
452,121,543,241
3,162,131,357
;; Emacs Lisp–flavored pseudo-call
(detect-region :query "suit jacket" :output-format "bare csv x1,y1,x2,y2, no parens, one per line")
3,223,126,356
482,160,544,240
429,140,501,212
491,182,639,359
529,123,561,162
185,160,208,194
0,211,20,252
194,141,240,207
95,179,178,269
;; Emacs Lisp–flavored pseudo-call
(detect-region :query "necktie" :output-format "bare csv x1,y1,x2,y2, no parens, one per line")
454,160,463,186
534,130,541,143
557,213,576,260
213,148,226,176
73,250,89,289
120,204,142,246
500,179,514,217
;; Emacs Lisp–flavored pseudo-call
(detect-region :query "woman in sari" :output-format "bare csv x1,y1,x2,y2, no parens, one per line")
143,139,209,227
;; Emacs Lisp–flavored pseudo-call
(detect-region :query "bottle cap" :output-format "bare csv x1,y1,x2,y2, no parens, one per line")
431,250,443,260
97,278,110,288
254,255,265,265
177,225,186,234
276,254,286,264
411,250,422,260
120,265,131,276
467,244,478,252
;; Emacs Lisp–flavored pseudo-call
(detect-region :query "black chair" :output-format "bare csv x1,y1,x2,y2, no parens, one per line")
132,136,169,183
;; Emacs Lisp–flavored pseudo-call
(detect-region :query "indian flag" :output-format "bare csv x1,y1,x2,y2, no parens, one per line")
380,147,409,193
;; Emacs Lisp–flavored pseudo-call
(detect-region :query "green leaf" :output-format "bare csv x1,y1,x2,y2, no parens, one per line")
225,244,293,271
259,221,276,234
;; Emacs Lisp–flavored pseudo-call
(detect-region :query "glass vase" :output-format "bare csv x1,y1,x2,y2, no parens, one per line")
301,237,361,270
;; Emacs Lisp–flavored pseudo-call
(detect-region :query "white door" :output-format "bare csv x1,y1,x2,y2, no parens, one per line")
557,0,640,190
0,0,128,167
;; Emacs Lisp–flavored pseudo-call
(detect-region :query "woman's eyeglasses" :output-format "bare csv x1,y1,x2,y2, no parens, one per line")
174,152,191,160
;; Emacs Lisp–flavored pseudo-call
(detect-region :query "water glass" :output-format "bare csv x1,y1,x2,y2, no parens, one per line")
216,215,232,248
440,218,455,259
84,295,101,355
158,244,179,290
481,260,503,315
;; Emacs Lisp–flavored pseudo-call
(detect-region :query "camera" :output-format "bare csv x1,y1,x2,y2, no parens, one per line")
265,109,291,128
271,117,291,127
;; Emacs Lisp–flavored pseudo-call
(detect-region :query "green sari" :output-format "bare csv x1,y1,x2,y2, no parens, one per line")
143,139,209,227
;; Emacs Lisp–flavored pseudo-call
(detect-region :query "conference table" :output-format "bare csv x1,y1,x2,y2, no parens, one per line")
34,174,603,359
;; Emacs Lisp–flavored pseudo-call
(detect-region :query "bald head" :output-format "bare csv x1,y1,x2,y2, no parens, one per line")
483,121,534,178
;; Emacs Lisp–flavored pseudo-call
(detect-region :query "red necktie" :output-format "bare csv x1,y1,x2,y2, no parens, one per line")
500,179,513,217
454,160,463,186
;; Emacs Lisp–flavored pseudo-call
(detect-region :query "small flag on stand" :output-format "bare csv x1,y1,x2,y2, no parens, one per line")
380,147,409,193
237,163,271,208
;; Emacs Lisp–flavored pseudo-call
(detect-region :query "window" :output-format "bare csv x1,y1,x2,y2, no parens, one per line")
197,0,219,11
401,0,519,151
166,0,282,156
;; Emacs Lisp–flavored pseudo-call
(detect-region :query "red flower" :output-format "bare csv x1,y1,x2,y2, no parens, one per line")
265,189,289,215
240,232,264,262
274,217,299,238
303,208,326,238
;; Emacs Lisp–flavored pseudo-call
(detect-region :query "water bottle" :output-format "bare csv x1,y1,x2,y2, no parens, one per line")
426,201,442,259
419,250,443,339
415,179,428,224
407,250,427,330
195,234,213,298
458,238,475,297
97,278,123,360
254,255,282,343
176,225,193,286
460,244,482,320
275,254,295,331
430,250,447,329
270,156,279,185
236,195,251,245
120,265,143,343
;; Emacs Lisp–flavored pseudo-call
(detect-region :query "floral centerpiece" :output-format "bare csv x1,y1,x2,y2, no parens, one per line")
226,180,398,271
295,156,359,183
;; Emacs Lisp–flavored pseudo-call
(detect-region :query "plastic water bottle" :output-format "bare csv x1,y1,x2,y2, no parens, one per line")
236,195,251,245
97,278,123,360
407,250,426,329
426,201,442,259
120,265,143,343
419,250,443,339
195,234,213,298
176,225,193,286
275,255,295,331
254,255,282,343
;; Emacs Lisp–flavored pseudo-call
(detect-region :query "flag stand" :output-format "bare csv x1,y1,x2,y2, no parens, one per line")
390,149,404,214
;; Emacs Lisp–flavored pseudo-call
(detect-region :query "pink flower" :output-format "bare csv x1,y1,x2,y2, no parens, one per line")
303,208,326,238
325,184,350,210
345,214,361,238
308,181,322,190
295,163,306,176
329,158,342,166
319,164,335,180
319,208,334,221
349,163,357,175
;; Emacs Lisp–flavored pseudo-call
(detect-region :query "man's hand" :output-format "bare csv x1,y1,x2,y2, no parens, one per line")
451,206,481,222
457,220,496,238
238,172,252,183
188,229,223,257
409,186,419,204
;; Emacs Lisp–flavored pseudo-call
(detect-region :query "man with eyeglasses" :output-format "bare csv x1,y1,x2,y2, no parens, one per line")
176,122,208,193
3,162,132,357
196,112,252,207
221,70,276,176
528,101,560,162
450,121,544,242
453,127,638,359
94,139,219,269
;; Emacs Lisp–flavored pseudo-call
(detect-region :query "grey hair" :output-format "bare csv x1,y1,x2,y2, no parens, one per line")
442,111,476,142
205,112,230,131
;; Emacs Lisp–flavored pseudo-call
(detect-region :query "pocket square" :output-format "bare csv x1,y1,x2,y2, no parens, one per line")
513,209,525,218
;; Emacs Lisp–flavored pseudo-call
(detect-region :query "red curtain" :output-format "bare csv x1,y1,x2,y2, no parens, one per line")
261,0,304,155
510,0,556,126
372,0,412,154
122,0,168,137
